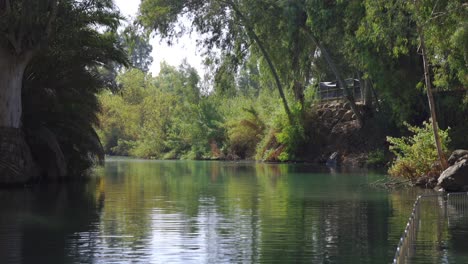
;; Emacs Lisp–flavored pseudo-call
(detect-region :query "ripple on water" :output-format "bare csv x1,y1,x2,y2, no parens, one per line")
1,160,467,263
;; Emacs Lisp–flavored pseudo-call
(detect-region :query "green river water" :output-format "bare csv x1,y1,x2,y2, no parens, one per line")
0,158,467,263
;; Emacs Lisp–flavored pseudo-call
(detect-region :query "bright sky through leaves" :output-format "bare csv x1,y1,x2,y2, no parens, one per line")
114,0,204,76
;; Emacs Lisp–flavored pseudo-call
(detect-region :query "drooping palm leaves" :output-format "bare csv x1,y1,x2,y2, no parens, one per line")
22,0,128,179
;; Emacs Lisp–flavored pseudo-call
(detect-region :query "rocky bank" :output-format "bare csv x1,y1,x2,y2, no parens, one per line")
435,150,468,192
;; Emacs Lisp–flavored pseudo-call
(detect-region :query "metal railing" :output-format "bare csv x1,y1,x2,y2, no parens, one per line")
392,194,426,264
447,192,468,228
393,192,468,264
319,85,362,102
447,192,468,213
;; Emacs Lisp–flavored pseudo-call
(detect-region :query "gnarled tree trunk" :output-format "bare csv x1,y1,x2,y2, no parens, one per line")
0,50,37,185
0,52,26,128
0,127,37,185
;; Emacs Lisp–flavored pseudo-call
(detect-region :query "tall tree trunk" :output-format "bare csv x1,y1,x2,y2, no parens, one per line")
227,1,293,123
308,34,364,125
292,81,305,107
363,79,373,109
357,72,372,109
0,52,27,128
249,29,293,122
417,27,448,170
0,49,37,184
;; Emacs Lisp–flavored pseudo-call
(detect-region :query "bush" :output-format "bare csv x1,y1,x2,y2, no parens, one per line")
226,106,265,159
274,103,307,162
387,121,450,180
366,149,387,168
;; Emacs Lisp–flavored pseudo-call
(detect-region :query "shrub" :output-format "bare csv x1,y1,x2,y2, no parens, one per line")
273,103,307,162
387,121,450,180
255,129,279,161
226,106,265,159
366,149,387,168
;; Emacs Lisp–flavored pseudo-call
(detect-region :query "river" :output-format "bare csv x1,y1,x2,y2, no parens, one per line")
0,158,466,263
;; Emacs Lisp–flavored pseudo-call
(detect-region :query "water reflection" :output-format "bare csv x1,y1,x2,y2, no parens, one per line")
0,184,101,264
0,159,462,263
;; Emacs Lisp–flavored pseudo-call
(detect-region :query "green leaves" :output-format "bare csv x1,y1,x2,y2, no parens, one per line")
387,121,450,180
19,0,128,176
98,63,213,159
119,23,153,72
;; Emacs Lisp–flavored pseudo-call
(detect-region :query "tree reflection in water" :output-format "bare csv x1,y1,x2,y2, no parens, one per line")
1,159,466,263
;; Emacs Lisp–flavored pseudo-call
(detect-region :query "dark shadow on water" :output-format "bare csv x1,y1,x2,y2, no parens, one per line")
0,182,103,264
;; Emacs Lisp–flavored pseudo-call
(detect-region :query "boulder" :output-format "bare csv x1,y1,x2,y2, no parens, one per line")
335,109,346,118
415,175,438,189
448,149,468,166
226,153,240,161
437,159,468,192
341,110,354,122
343,102,351,110
322,109,333,119
326,152,340,167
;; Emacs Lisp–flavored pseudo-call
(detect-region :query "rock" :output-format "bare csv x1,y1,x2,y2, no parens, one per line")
322,109,333,119
326,152,340,167
437,159,468,192
341,110,354,122
226,153,240,161
448,149,468,166
335,109,346,118
343,102,351,110
415,175,438,189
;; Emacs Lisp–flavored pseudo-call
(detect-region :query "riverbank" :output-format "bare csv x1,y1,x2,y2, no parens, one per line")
109,102,391,170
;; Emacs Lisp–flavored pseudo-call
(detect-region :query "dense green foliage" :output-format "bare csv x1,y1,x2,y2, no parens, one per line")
98,63,313,161
96,0,467,172
387,121,450,180
3,0,466,181
98,64,222,160
22,0,128,177
0,0,127,181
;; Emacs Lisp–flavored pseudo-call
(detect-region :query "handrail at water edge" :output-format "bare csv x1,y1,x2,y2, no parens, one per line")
392,192,468,264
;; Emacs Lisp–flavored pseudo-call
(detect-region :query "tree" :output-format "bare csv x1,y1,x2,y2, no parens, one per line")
119,23,153,73
308,33,364,125
302,0,366,124
99,22,154,92
0,0,66,183
0,0,59,129
360,0,467,169
139,0,294,122
0,0,127,183
418,26,448,168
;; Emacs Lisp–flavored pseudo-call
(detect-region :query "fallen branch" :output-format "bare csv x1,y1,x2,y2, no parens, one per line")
369,177,412,189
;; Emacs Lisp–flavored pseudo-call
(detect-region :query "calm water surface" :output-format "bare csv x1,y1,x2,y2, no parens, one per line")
0,158,465,263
